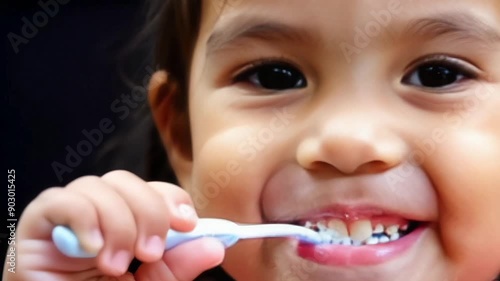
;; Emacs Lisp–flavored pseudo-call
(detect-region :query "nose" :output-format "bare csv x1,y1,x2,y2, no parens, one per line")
296,113,407,175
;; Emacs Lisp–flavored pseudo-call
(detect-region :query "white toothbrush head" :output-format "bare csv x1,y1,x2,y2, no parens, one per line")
235,223,323,244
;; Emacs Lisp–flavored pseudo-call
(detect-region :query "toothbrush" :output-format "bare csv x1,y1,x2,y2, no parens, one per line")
52,218,323,258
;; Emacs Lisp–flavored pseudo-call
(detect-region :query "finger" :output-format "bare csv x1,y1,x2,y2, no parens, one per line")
66,176,136,276
148,182,198,232
18,187,103,254
134,259,176,281
100,171,171,263
163,238,225,281
117,272,136,281
135,238,225,281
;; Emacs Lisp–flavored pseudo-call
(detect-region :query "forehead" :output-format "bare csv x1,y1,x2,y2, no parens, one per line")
204,0,500,22
199,0,500,48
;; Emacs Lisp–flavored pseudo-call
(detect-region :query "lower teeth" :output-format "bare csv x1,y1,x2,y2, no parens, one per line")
317,231,405,246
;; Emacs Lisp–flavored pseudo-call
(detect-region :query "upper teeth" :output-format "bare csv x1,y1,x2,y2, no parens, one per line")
373,223,384,234
327,219,348,237
350,220,372,242
385,225,400,236
304,219,409,245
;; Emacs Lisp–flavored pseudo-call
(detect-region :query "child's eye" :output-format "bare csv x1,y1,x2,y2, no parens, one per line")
234,62,307,91
402,56,478,90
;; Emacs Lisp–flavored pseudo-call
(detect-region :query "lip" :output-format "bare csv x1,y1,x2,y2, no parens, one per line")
262,165,438,226
290,204,425,223
296,224,427,266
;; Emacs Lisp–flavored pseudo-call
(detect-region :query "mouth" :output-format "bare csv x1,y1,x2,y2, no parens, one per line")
285,210,428,266
295,217,421,246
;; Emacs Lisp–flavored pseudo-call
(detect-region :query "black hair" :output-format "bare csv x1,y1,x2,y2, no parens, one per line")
100,1,234,279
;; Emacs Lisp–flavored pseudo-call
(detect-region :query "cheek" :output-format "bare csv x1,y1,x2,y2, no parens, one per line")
427,131,500,276
187,126,277,221
188,103,297,220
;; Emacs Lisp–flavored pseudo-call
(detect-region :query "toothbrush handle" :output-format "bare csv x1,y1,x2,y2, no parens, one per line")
165,229,238,250
52,225,239,258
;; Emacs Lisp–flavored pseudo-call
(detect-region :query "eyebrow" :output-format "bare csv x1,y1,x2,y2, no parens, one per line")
206,18,317,56
404,12,500,46
206,12,500,56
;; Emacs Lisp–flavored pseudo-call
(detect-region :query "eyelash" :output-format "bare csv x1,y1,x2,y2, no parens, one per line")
402,55,480,89
233,57,295,79
230,54,480,92
232,58,307,91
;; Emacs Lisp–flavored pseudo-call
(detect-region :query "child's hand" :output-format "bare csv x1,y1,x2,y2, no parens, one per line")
3,170,225,281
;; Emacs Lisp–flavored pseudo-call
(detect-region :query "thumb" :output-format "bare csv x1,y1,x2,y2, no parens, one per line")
135,238,225,281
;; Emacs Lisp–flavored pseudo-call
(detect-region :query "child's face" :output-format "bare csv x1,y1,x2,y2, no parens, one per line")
168,0,500,280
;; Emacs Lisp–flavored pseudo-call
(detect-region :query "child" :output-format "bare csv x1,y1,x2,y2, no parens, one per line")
5,0,500,280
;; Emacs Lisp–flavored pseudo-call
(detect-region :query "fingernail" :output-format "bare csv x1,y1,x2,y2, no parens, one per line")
144,235,164,256
82,229,104,254
177,204,197,220
109,250,131,274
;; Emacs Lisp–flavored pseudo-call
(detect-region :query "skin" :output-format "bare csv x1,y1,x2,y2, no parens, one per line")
4,1,500,281
158,0,500,280
4,171,225,281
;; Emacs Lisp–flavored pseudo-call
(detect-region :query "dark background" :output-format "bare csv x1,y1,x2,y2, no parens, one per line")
4,0,174,270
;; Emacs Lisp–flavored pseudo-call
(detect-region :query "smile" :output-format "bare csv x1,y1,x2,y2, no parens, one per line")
299,218,419,246
288,210,428,266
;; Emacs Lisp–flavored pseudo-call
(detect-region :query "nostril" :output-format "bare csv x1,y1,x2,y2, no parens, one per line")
296,131,407,175
304,161,355,177
353,160,392,174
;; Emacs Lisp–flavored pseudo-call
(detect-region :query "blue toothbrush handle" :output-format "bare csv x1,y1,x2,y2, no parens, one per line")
52,220,240,258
